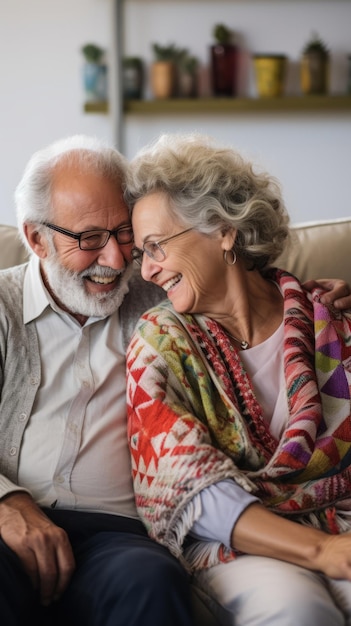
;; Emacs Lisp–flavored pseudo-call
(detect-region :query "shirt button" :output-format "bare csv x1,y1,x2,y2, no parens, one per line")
9,447,17,456
56,476,65,484
19,413,27,421
30,377,38,385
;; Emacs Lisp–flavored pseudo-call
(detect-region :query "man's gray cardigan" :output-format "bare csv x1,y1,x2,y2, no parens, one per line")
0,263,164,499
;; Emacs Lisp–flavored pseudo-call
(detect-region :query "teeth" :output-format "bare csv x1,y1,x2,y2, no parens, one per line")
90,275,116,285
162,274,182,292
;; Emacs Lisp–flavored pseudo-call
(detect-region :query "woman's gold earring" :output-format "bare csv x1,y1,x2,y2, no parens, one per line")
223,249,237,266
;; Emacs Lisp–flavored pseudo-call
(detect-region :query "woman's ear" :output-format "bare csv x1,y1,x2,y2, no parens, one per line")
220,227,236,251
23,223,50,259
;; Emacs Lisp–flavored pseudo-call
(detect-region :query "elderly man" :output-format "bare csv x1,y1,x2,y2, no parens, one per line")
0,135,196,626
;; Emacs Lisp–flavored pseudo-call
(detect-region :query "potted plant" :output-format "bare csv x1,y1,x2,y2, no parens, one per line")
81,43,107,103
210,23,238,96
177,52,199,97
300,33,329,95
150,43,186,99
122,57,144,100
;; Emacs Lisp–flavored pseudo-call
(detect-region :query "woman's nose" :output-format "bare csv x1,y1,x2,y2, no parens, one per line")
140,254,160,282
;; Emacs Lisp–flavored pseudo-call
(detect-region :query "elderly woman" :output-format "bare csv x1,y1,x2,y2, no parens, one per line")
125,133,351,626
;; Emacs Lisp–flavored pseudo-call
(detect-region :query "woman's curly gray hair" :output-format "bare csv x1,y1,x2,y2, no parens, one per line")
125,133,291,270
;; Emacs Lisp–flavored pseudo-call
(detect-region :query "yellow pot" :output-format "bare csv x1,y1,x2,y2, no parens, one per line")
253,54,287,98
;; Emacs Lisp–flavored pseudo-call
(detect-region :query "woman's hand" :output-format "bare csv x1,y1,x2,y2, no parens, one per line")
315,533,351,580
303,278,351,310
232,503,351,581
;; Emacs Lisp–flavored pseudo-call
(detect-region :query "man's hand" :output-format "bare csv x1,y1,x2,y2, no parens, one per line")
304,278,351,310
0,492,75,606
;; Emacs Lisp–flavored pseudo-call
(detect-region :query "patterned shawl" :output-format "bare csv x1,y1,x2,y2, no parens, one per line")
126,269,351,570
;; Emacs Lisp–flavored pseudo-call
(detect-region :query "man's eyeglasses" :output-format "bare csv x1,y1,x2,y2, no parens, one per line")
43,222,134,251
131,227,193,265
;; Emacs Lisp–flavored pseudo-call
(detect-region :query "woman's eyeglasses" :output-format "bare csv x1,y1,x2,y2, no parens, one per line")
131,228,193,265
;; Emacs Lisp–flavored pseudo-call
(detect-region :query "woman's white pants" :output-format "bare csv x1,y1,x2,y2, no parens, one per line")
194,555,351,626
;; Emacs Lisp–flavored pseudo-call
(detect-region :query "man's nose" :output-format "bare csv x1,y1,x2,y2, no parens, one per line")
96,235,126,269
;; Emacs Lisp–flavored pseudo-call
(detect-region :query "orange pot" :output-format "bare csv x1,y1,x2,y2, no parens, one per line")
151,61,177,99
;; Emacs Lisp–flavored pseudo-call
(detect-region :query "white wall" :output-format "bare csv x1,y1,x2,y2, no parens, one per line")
123,0,351,223
0,0,116,226
1,0,351,227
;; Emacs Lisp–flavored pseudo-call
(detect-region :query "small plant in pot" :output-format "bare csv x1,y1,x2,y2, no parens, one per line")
150,43,186,99
177,52,199,97
210,23,238,97
81,43,108,103
300,32,330,95
122,57,144,100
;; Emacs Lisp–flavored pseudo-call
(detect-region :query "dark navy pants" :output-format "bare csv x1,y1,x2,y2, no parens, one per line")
0,509,194,626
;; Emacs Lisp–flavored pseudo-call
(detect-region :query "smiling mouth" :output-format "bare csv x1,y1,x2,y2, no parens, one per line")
86,275,117,285
162,274,182,292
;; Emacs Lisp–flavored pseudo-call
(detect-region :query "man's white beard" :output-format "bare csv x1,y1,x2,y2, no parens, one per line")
43,254,134,318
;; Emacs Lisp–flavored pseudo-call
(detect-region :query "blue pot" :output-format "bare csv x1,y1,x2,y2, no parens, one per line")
83,63,108,102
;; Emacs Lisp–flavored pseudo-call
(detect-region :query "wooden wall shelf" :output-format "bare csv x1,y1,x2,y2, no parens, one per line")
83,96,351,116
123,95,351,115
84,101,109,114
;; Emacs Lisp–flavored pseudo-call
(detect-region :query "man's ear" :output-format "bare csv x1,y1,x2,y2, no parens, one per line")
23,223,50,259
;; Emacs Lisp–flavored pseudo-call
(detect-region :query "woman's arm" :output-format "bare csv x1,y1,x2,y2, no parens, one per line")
232,502,351,581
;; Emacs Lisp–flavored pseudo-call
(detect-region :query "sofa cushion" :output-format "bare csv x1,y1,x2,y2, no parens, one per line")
277,218,351,286
0,224,29,269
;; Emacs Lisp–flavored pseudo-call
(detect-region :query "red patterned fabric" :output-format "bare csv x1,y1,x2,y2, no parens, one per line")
126,270,351,570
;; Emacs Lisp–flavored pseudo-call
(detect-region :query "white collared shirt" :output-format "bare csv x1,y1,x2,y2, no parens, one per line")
18,256,138,518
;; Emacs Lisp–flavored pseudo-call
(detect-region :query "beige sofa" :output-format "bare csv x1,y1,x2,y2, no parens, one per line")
276,217,351,286
2,219,351,284
0,217,350,626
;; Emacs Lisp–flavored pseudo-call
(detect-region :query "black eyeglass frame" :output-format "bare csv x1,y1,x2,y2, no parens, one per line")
131,227,194,265
43,222,134,250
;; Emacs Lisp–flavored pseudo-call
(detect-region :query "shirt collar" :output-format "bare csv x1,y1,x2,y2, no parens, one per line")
23,255,51,324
